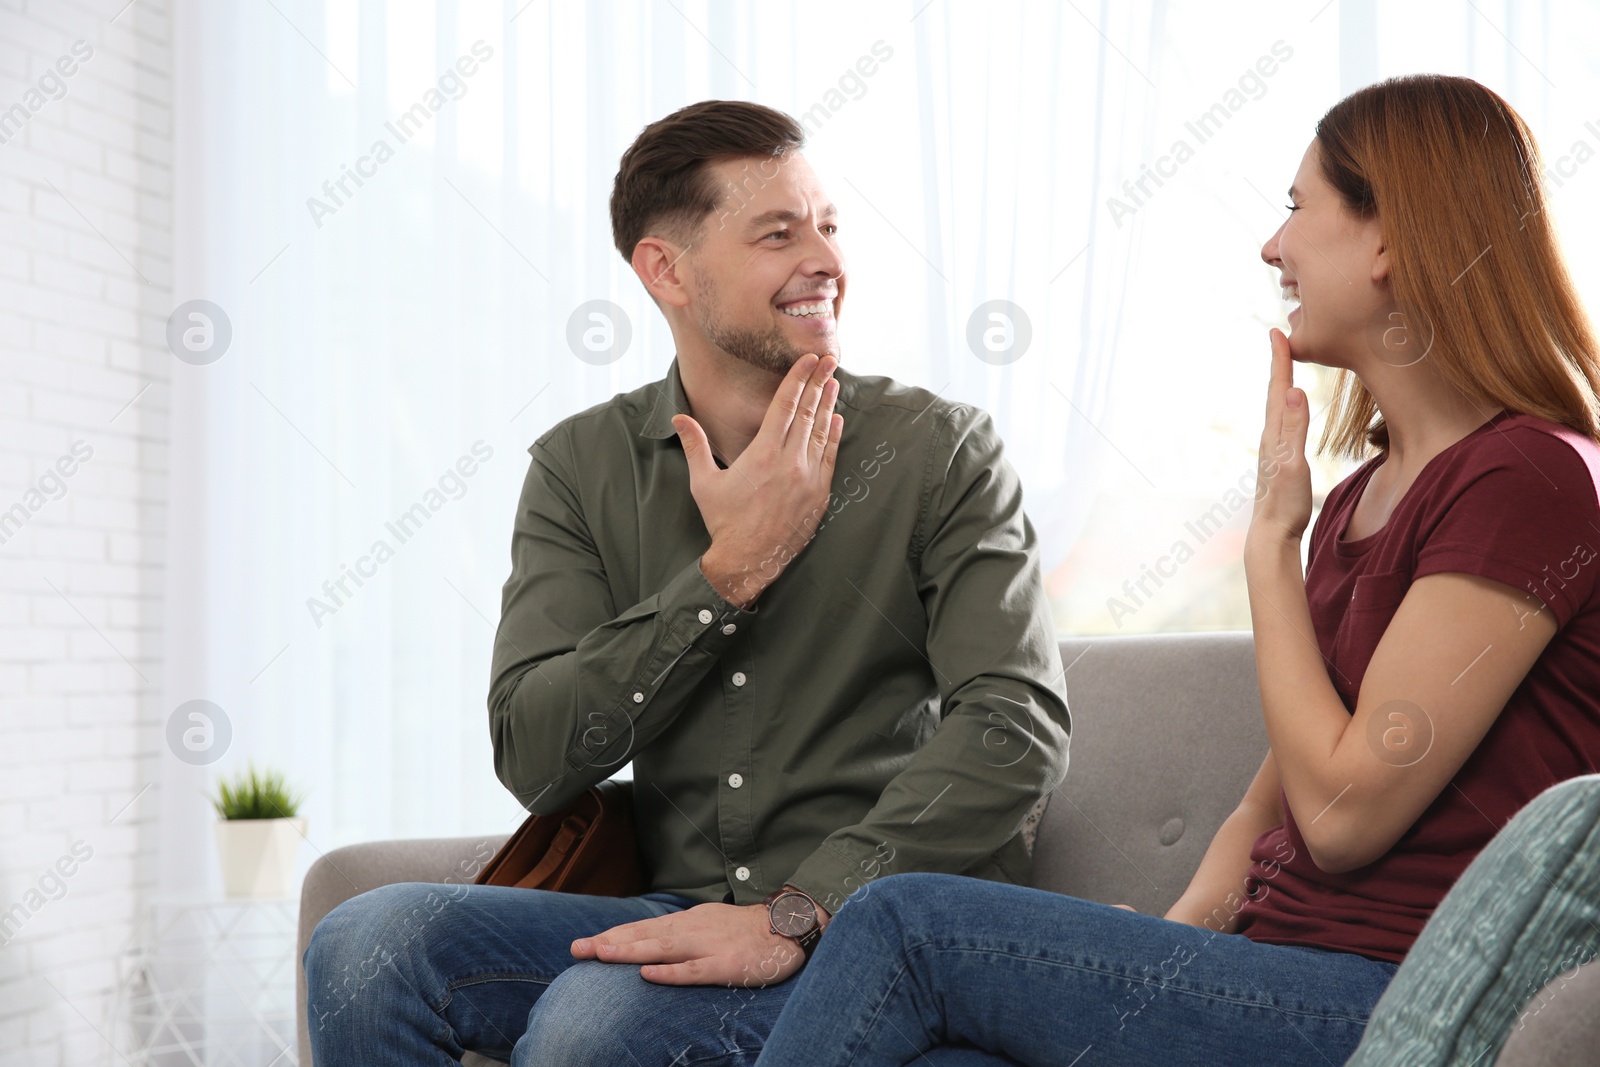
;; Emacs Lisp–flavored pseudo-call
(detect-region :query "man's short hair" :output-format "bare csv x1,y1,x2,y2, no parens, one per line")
610,100,806,263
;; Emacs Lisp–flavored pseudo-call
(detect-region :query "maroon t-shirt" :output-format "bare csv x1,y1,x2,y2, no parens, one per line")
1233,411,1600,963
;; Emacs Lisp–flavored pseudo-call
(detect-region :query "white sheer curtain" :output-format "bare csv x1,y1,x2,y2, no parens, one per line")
892,1,1170,572
161,0,1159,889
162,0,1600,892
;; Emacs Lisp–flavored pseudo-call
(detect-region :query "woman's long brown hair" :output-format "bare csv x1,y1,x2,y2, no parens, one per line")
1314,75,1600,458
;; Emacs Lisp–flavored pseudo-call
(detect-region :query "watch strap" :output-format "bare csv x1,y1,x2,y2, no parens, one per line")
794,923,821,961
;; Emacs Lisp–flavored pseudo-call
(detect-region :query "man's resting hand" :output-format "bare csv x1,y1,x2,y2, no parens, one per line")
571,898,830,987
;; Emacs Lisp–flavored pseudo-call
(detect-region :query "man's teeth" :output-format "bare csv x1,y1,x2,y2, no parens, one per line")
781,301,833,317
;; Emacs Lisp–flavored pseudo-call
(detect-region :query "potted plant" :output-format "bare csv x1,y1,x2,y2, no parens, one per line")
209,765,307,898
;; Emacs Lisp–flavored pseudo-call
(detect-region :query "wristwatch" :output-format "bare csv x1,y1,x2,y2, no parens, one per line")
764,886,824,963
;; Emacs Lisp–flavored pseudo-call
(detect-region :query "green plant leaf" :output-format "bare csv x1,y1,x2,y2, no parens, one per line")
208,763,305,820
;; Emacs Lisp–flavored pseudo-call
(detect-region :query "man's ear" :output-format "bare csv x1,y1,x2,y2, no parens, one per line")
632,236,692,309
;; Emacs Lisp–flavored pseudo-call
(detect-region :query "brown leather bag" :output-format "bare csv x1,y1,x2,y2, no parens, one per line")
473,779,644,896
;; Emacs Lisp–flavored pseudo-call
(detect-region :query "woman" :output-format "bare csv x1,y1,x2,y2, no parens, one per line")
754,74,1600,1067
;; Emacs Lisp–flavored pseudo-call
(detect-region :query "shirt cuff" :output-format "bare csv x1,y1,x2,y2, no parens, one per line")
786,845,874,918
692,555,761,624
561,558,755,770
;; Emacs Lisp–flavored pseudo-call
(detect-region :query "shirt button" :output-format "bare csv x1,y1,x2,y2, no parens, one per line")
721,623,736,635
698,609,713,624
734,865,751,882
732,672,747,687
632,692,644,703
728,773,744,788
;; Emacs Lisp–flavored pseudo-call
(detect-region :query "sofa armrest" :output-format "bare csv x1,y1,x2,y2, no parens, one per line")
1495,961,1600,1065
296,834,509,1067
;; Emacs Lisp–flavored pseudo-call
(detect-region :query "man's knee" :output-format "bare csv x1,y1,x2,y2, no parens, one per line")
514,961,678,1067
833,871,939,928
304,881,462,1028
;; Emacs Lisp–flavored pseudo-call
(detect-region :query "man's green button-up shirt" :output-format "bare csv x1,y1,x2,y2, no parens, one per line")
489,358,1070,914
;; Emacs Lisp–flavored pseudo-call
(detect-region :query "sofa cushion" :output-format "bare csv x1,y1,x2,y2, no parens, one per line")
1029,632,1264,915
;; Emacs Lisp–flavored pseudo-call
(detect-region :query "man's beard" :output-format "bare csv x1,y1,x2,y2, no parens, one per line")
694,273,834,374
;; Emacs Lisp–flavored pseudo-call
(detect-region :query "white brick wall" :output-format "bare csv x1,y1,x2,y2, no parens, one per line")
0,1,171,1063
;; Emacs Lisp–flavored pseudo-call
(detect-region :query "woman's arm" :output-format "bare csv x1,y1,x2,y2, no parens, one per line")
1248,331,1559,874
1165,752,1282,932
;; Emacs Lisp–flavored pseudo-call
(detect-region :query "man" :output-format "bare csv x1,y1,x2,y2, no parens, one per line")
304,99,1069,1066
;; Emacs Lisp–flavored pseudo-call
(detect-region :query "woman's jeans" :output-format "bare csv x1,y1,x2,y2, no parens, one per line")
754,873,1400,1067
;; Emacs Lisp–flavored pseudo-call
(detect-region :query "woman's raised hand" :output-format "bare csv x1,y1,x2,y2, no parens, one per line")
1247,328,1313,550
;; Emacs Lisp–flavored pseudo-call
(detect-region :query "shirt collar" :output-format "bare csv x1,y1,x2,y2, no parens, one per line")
640,358,692,440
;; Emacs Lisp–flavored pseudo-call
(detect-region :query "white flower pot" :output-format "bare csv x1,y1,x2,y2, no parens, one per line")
213,818,307,898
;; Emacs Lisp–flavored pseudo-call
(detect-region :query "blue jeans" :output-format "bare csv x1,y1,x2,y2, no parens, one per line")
754,873,1400,1067
303,882,794,1065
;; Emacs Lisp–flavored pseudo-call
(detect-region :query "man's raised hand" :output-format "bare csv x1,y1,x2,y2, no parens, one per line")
672,354,844,608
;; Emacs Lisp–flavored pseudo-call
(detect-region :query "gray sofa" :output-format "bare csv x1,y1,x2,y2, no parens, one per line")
295,632,1596,1065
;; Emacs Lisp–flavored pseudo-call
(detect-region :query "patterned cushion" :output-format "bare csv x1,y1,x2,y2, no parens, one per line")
1348,774,1600,1065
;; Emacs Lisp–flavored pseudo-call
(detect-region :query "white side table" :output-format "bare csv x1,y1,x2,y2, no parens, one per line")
106,896,300,1066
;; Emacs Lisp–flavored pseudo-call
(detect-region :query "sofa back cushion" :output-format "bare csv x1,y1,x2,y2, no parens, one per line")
1028,631,1266,915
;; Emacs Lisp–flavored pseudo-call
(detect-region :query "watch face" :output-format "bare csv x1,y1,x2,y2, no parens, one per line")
769,892,817,937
